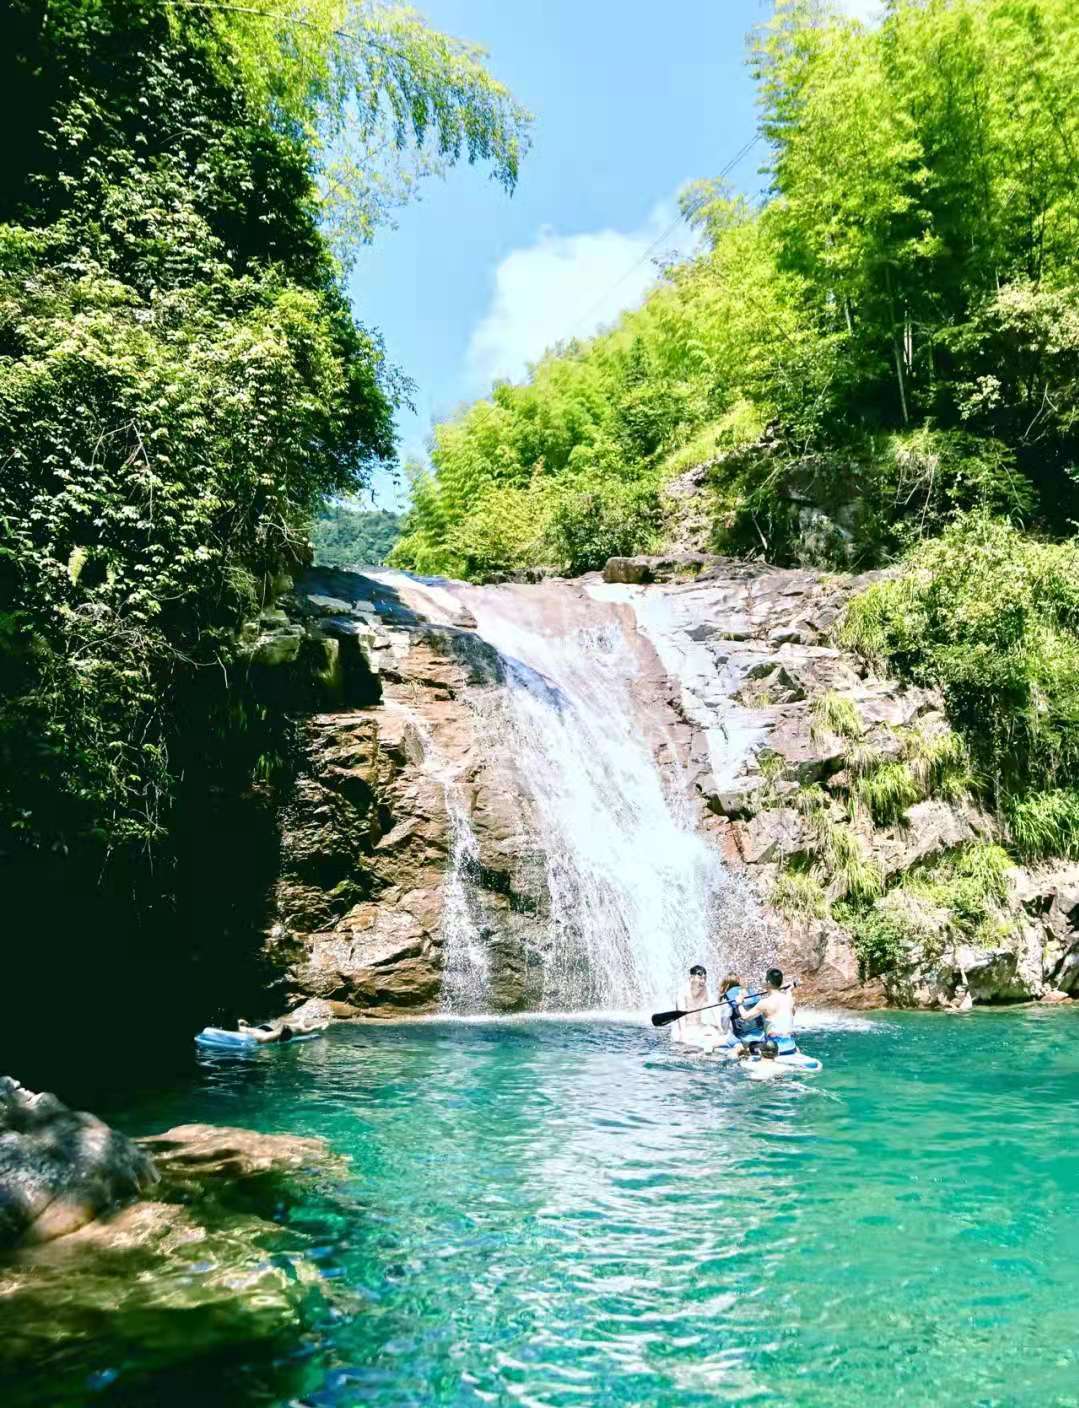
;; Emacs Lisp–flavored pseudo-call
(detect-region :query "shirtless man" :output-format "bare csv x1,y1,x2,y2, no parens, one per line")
739,968,795,1042
671,965,725,1051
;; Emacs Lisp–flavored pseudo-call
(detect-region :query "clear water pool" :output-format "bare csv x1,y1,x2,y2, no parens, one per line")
8,1006,1079,1407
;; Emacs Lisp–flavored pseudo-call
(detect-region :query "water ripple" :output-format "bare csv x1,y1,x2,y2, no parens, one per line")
17,1008,1079,1408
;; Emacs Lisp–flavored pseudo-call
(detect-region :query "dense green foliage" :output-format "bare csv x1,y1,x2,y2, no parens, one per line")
393,0,1079,579
0,0,526,859
311,504,403,567
843,514,1079,859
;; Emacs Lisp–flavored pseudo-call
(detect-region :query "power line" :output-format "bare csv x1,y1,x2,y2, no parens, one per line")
569,133,762,339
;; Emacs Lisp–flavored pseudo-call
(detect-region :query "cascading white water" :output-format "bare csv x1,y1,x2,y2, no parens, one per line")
450,582,770,1013
382,701,491,1012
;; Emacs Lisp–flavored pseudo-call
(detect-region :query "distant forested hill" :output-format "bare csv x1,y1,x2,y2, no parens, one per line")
311,505,403,567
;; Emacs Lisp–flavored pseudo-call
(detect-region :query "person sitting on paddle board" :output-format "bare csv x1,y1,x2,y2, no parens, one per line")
721,973,765,1050
672,965,724,1051
737,968,796,1053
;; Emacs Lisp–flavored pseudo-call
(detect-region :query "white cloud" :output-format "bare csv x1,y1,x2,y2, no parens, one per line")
465,201,696,392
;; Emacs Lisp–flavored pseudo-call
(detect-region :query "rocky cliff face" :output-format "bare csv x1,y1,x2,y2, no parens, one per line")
261,568,548,1016
261,557,1079,1014
594,554,1079,1009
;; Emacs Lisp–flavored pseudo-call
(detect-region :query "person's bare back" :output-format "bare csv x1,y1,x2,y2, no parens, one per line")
740,968,795,1036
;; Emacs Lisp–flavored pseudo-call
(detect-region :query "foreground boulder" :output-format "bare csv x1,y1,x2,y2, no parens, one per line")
0,1117,353,1401
0,1077,157,1249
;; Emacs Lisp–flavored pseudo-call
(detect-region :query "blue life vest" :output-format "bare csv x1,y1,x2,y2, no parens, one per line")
725,986,765,1040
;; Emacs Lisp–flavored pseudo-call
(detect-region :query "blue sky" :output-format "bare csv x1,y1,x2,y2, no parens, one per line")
348,0,878,508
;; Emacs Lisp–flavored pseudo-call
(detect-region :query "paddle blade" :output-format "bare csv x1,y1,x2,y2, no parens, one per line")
651,1009,685,1028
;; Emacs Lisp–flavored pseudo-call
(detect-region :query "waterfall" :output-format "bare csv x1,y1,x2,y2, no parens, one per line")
384,701,491,1012
449,581,769,1013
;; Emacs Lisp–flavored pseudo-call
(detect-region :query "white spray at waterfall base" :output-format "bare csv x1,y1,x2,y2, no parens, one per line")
446,581,773,1015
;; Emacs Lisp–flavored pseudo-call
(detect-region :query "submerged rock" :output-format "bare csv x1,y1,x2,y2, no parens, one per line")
0,1077,157,1250
0,1120,353,1400
139,1122,347,1192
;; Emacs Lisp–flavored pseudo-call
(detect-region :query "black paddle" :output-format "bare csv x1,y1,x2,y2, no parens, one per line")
651,1000,727,1028
651,981,797,1028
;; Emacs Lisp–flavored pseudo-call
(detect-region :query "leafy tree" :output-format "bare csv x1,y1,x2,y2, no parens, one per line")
393,0,1079,581
842,513,1079,857
0,0,527,859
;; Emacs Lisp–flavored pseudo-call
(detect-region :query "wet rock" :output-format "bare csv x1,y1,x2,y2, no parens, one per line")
1013,863,1079,994
603,553,721,584
267,570,553,1016
284,996,362,1024
875,800,993,878
781,918,883,1008
0,1122,353,1395
735,807,807,865
138,1123,346,1188
0,1078,158,1250
250,622,304,666
291,897,443,1012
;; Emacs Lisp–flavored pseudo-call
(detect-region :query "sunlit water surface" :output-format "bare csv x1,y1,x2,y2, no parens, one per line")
13,1008,1079,1407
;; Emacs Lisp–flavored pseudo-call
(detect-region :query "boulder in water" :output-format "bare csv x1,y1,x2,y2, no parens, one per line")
139,1122,346,1191
603,553,722,584
0,1121,354,1400
0,1076,157,1249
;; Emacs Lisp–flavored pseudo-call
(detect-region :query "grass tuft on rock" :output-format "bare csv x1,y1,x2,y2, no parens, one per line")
810,691,863,744
851,761,922,826
771,864,828,920
1004,789,1079,861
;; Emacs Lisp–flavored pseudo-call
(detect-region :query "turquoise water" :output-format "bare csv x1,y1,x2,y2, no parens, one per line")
9,1007,1079,1407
